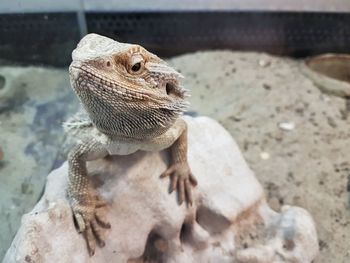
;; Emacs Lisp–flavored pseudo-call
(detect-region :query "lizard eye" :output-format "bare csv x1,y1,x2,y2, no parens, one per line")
128,53,144,74
131,62,141,72
106,61,111,67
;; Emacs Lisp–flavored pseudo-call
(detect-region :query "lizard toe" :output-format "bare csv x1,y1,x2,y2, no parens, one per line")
85,224,96,256
91,218,106,247
74,212,86,232
95,209,111,228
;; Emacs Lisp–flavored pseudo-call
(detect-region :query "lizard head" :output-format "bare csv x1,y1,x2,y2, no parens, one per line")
69,33,189,139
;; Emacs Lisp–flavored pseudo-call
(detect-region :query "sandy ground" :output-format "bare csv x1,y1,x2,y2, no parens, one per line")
169,51,350,263
0,51,349,261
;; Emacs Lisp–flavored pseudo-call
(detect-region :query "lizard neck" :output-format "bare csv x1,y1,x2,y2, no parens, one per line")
96,122,174,141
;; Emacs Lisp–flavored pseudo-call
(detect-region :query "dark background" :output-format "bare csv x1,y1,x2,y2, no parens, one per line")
1,11,350,66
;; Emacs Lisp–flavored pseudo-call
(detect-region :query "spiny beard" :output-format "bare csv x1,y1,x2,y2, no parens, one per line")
88,97,189,139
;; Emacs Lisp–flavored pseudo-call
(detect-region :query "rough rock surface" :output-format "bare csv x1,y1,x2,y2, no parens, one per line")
4,117,318,263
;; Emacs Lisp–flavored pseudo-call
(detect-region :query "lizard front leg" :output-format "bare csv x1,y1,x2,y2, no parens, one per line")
68,139,110,256
161,122,197,205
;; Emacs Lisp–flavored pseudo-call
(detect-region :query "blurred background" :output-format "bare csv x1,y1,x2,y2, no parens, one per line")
1,0,350,65
1,0,350,261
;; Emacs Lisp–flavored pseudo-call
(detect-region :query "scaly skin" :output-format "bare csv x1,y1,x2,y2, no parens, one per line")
65,34,197,256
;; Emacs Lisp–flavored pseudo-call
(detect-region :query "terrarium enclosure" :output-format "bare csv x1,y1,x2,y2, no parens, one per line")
1,1,350,262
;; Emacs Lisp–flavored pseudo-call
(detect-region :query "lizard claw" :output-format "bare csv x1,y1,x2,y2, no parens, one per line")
161,162,197,205
71,195,111,256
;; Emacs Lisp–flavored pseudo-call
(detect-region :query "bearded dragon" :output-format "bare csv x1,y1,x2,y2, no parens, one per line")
64,33,197,256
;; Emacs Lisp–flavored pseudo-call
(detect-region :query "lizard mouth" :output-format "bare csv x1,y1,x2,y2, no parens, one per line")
70,64,149,98
70,63,187,100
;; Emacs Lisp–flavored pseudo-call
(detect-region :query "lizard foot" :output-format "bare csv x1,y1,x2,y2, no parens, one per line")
160,162,197,205
72,195,111,256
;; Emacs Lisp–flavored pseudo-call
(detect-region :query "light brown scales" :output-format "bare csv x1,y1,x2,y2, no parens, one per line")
65,33,197,256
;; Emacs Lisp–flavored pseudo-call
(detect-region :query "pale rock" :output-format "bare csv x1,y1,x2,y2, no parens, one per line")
260,152,270,160
258,59,271,68
278,122,295,131
4,117,319,263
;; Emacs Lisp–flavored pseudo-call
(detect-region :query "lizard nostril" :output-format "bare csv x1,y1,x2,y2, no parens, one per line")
166,82,175,96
